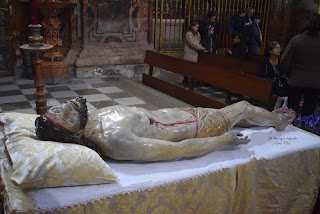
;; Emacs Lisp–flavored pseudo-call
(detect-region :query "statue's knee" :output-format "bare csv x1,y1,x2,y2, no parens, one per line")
238,100,254,115
239,100,250,107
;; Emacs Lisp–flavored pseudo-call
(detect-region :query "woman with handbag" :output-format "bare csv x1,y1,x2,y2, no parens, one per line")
257,41,288,110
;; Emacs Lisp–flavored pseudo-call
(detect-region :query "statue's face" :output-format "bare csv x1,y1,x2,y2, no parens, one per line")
44,98,84,133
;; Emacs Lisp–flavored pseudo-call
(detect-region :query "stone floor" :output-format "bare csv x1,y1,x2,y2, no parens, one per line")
0,74,193,114
1,70,319,115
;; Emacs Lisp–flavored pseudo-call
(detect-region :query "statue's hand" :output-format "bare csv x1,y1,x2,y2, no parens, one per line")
227,132,250,146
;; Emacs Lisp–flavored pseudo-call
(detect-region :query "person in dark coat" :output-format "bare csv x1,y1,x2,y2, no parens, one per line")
257,41,288,110
225,33,246,58
247,14,263,54
201,24,215,53
281,13,320,116
244,7,254,26
243,7,253,44
257,41,284,80
199,11,219,53
231,8,247,37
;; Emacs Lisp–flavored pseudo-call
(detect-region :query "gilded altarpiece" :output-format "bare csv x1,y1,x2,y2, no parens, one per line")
72,0,153,69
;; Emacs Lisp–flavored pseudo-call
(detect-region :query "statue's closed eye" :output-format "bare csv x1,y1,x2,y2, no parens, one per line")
64,116,76,125
63,111,78,125
62,105,79,126
50,106,62,114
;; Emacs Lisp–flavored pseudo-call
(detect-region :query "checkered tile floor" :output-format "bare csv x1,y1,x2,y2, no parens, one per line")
1,72,319,115
0,75,193,114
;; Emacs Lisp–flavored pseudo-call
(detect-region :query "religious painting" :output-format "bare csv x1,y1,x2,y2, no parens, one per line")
86,0,138,43
96,0,130,34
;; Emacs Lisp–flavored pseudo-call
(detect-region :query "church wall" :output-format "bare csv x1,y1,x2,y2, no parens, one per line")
267,0,319,49
9,1,319,79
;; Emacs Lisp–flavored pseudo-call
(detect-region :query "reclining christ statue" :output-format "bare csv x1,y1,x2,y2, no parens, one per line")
35,97,295,161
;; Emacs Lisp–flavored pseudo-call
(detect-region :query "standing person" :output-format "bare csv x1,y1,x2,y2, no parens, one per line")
244,7,254,26
257,41,288,110
281,13,320,116
183,20,206,86
244,7,254,45
199,11,219,54
201,24,215,53
247,14,262,54
225,33,246,58
231,8,247,38
184,20,206,62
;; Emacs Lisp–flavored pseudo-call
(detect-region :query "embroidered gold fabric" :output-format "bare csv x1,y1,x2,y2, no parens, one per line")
0,123,37,213
47,150,318,214
1,113,320,213
0,113,118,189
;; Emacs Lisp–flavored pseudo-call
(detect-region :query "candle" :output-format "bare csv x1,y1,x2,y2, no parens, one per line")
30,0,39,25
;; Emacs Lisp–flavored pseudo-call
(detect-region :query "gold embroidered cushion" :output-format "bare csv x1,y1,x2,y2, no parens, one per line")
0,112,118,189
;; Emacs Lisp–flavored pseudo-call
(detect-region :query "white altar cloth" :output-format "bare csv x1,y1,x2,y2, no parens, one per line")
29,125,320,211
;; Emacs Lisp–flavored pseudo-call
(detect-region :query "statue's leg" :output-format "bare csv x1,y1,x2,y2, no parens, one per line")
216,101,295,131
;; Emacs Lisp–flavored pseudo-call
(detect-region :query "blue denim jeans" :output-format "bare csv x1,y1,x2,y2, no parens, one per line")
248,45,259,54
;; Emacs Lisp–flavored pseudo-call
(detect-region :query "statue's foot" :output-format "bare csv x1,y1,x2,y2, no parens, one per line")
272,107,296,131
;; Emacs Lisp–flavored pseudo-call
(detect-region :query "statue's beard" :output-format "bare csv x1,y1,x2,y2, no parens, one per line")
36,96,88,141
77,98,89,130
35,116,100,155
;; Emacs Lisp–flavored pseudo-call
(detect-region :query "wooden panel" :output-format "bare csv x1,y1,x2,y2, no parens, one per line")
144,51,273,105
242,61,259,76
197,52,243,73
142,73,227,109
246,53,264,62
144,50,192,77
191,63,273,104
198,52,260,76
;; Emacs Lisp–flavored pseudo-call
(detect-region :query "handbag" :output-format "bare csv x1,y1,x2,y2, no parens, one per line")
274,75,289,97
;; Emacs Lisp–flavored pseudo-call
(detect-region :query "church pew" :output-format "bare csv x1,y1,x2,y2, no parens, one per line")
197,52,259,76
245,52,264,62
143,50,273,108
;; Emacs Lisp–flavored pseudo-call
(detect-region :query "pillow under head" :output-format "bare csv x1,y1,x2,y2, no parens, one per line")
0,112,118,189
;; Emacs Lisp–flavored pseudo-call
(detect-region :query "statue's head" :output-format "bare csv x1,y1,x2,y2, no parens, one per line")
35,96,88,141
35,97,100,154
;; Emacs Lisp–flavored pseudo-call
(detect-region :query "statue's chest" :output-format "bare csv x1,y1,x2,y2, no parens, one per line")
87,112,147,136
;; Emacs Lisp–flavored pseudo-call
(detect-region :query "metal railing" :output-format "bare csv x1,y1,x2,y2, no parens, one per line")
153,0,270,57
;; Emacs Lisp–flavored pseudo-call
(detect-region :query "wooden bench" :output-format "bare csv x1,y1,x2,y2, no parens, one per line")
143,50,273,109
198,52,259,76
246,52,264,62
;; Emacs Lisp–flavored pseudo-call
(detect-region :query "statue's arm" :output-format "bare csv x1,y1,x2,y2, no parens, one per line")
107,129,249,161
